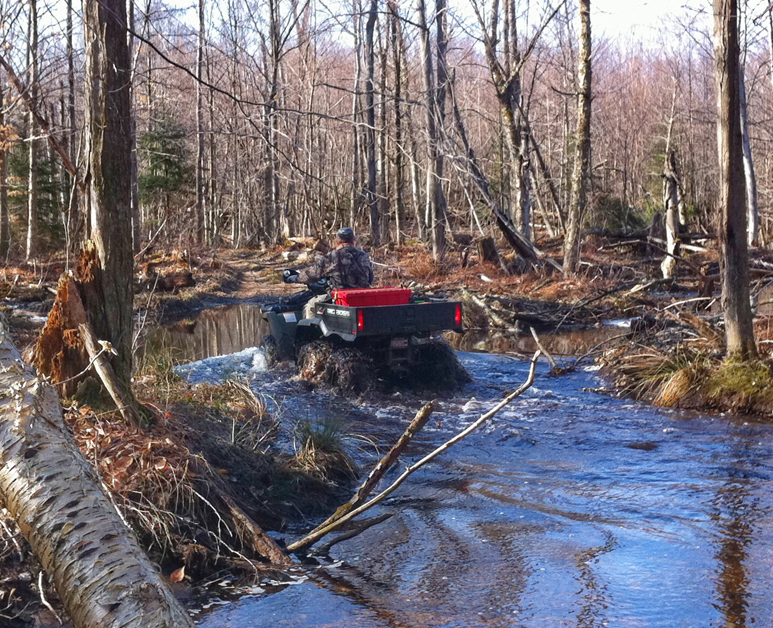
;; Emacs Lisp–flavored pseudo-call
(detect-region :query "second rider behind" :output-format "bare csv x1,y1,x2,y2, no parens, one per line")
283,227,374,319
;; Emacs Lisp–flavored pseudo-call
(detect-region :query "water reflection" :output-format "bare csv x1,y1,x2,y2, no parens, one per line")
449,326,625,357
143,304,267,364
711,439,763,628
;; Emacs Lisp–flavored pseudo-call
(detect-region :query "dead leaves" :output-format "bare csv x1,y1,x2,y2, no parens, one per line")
64,406,195,496
170,566,185,583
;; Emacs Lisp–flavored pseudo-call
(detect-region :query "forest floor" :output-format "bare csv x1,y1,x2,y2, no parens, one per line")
4,233,773,409
2,234,773,625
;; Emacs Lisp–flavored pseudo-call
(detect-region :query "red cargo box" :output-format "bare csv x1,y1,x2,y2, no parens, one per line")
333,287,412,307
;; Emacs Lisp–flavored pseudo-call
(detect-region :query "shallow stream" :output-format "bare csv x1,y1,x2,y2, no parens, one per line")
151,304,773,627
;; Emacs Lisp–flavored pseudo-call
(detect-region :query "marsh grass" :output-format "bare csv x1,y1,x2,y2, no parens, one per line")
293,416,358,482
136,340,184,386
225,379,278,454
616,348,712,406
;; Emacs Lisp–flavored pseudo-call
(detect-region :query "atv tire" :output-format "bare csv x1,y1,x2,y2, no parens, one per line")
325,347,375,395
412,340,471,390
296,340,334,383
260,335,278,367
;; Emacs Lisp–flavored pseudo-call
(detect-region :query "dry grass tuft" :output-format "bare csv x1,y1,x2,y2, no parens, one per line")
653,367,693,407
292,417,358,482
614,348,710,406
225,379,278,453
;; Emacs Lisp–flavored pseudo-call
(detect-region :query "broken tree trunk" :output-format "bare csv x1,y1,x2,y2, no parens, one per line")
477,236,510,274
33,249,144,427
0,317,195,628
661,150,682,279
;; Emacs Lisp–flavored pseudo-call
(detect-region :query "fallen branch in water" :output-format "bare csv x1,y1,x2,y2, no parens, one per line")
529,327,558,372
574,332,632,366
287,352,541,553
317,513,393,553
467,292,514,330
305,400,436,538
217,493,292,566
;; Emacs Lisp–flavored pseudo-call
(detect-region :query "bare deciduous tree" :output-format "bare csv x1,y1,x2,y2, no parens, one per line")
714,0,757,359
563,0,591,275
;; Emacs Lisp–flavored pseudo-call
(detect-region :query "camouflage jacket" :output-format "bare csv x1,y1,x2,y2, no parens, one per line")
297,244,374,289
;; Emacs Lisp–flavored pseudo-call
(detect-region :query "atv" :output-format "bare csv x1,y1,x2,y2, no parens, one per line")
259,274,469,392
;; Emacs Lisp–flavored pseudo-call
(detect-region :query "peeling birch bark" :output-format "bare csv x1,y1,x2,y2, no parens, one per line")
0,318,195,628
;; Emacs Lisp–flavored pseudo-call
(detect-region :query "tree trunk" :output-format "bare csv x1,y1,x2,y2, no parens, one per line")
563,0,592,275
207,48,218,244
195,0,206,244
0,75,9,257
67,0,77,237
417,0,446,261
389,1,404,245
264,0,282,243
350,0,363,229
364,0,380,245
531,131,564,232
83,0,138,389
26,0,39,263
0,319,195,628
661,150,682,279
502,0,531,240
739,67,759,247
434,0,449,245
714,0,757,360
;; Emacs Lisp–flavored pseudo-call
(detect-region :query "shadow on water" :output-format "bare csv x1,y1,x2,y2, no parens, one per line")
144,304,773,628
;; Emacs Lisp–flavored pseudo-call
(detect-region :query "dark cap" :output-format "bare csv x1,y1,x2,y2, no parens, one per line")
336,227,355,242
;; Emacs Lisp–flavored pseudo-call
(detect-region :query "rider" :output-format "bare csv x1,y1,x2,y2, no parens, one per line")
283,227,374,319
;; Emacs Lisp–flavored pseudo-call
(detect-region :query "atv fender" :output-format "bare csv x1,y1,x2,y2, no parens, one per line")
264,310,300,360
297,318,356,343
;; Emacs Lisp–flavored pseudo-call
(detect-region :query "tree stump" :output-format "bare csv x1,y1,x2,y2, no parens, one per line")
32,246,144,427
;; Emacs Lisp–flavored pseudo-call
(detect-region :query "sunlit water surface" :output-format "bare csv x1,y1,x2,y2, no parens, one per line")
149,304,773,628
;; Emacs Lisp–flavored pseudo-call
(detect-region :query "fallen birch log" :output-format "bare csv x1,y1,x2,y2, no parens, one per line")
0,317,195,628
287,352,541,552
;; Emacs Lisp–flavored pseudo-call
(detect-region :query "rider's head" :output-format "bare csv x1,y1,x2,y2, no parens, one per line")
336,227,355,244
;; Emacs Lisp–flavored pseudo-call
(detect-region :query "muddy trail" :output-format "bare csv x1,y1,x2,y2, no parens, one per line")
143,306,773,628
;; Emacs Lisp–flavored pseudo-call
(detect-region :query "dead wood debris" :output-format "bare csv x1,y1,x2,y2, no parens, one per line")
64,405,288,571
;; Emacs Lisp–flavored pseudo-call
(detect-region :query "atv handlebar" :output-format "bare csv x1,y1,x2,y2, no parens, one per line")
282,269,299,283
308,278,329,294
282,269,329,294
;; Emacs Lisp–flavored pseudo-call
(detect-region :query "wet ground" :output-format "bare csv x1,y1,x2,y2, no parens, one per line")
149,304,773,628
